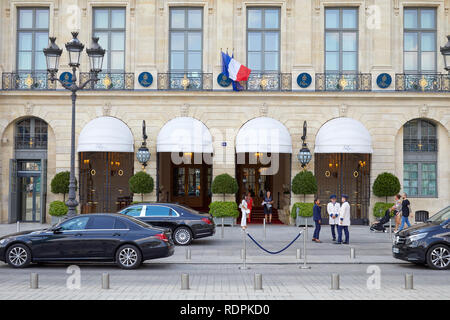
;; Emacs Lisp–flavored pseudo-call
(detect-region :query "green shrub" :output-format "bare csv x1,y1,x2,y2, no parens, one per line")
50,171,77,201
292,171,318,202
211,174,238,200
49,201,68,217
291,202,314,219
129,171,154,202
373,202,395,218
373,172,401,202
209,201,239,218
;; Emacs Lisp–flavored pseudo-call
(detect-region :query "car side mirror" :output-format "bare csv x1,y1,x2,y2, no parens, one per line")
52,226,63,233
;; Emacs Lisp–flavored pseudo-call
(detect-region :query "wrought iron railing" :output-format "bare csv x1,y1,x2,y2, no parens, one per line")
403,138,438,152
395,73,450,92
243,73,292,91
2,72,56,90
79,72,134,90
15,134,48,150
315,73,372,91
157,72,213,91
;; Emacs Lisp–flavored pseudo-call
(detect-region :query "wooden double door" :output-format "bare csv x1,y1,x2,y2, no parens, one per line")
315,153,371,225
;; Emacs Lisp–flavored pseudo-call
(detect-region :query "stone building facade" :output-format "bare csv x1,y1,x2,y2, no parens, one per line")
0,0,449,224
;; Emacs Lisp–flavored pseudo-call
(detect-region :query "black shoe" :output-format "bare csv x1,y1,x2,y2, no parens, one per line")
334,242,342,245
343,242,349,245
332,239,337,242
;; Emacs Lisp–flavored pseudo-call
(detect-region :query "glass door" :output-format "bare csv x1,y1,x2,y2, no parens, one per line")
238,165,272,209
18,175,41,222
173,166,203,208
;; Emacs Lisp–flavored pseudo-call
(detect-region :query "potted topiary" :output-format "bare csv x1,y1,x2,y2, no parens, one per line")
372,172,401,223
51,171,77,202
49,200,68,224
210,174,239,225
129,171,154,202
291,170,318,226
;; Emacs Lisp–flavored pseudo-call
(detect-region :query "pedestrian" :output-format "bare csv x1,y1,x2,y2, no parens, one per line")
239,194,249,230
327,194,340,242
398,193,412,231
246,192,253,223
262,191,274,224
335,194,351,245
312,198,322,243
391,194,402,232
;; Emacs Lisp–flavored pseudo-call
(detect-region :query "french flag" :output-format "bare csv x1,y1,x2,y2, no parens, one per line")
221,52,251,90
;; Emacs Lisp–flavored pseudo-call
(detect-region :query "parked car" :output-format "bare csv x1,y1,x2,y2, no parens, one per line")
392,206,450,270
119,203,215,245
0,214,174,269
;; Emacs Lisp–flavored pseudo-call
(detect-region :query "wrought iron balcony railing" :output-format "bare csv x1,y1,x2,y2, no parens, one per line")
79,72,134,90
315,73,372,91
15,135,48,150
242,73,292,91
2,72,56,90
395,73,450,92
403,138,438,152
157,72,213,91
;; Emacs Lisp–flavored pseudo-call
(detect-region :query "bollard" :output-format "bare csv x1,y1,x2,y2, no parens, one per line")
221,217,224,239
16,221,20,233
254,274,263,290
300,220,311,269
331,273,340,290
296,248,302,260
239,229,250,270
30,273,38,289
185,248,191,260
102,273,110,289
181,273,190,290
350,247,356,259
405,273,414,290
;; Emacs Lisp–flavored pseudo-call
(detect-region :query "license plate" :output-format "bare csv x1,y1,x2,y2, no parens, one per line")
393,247,400,254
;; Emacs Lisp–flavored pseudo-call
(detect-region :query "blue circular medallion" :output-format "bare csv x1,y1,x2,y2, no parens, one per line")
59,72,73,85
297,73,312,88
138,72,153,87
217,72,232,87
376,73,392,89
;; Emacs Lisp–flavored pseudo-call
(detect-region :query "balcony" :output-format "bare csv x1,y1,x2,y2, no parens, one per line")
2,72,56,90
243,73,292,91
79,72,134,90
157,72,213,91
395,74,450,92
403,138,438,152
315,73,372,92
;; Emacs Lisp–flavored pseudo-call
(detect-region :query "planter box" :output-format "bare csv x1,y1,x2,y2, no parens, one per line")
213,217,235,226
295,216,314,227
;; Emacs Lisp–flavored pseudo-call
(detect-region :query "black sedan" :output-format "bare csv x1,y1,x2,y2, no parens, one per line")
393,206,450,270
0,214,174,269
119,203,215,245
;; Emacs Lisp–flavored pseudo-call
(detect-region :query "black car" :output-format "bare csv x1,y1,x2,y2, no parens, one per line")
0,214,174,269
119,203,215,245
393,206,450,270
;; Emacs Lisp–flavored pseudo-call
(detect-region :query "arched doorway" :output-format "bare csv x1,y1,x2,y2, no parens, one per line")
314,118,373,225
235,117,292,223
156,117,213,210
77,117,134,213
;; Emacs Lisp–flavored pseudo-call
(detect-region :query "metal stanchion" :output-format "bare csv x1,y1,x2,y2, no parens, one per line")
102,273,110,289
30,273,38,289
300,218,311,269
331,273,340,290
350,247,356,259
263,218,266,240
181,273,190,290
296,248,302,260
254,274,263,290
221,217,224,239
16,221,20,233
389,217,393,239
405,273,414,290
185,248,191,260
239,229,250,270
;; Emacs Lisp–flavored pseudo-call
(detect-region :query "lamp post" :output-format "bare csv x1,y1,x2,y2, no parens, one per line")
44,32,105,218
136,120,151,170
297,121,312,169
440,35,450,72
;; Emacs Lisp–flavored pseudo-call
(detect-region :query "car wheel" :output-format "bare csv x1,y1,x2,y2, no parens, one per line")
116,245,142,269
173,227,193,246
6,244,31,268
426,244,450,270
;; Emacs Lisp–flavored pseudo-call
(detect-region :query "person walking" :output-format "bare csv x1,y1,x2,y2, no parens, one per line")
262,191,274,224
246,192,253,223
398,193,412,231
391,194,402,232
239,194,249,230
327,195,340,242
312,198,322,243
335,194,351,245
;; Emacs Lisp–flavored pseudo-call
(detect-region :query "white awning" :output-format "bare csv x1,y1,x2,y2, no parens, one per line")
157,117,213,153
314,117,373,154
77,116,134,153
236,117,292,153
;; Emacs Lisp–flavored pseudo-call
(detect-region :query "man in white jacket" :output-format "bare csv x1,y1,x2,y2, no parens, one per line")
327,195,340,242
335,194,351,245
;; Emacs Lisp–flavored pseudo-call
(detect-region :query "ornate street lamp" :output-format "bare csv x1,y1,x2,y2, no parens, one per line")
43,32,105,219
440,35,450,72
297,121,312,169
136,120,151,170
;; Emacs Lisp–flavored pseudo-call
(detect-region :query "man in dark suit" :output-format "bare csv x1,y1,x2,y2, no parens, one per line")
312,198,322,243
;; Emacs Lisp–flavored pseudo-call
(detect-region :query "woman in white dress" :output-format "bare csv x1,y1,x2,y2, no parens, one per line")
240,194,249,230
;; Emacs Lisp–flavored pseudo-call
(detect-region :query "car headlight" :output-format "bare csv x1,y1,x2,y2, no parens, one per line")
407,233,428,242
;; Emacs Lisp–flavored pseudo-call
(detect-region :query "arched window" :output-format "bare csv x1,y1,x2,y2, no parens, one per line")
15,118,48,150
403,119,437,197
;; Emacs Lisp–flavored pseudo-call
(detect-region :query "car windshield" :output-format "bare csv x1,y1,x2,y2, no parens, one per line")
428,206,450,223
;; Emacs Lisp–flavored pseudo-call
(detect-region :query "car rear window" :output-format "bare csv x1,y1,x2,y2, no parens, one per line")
87,216,116,230
114,218,128,230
